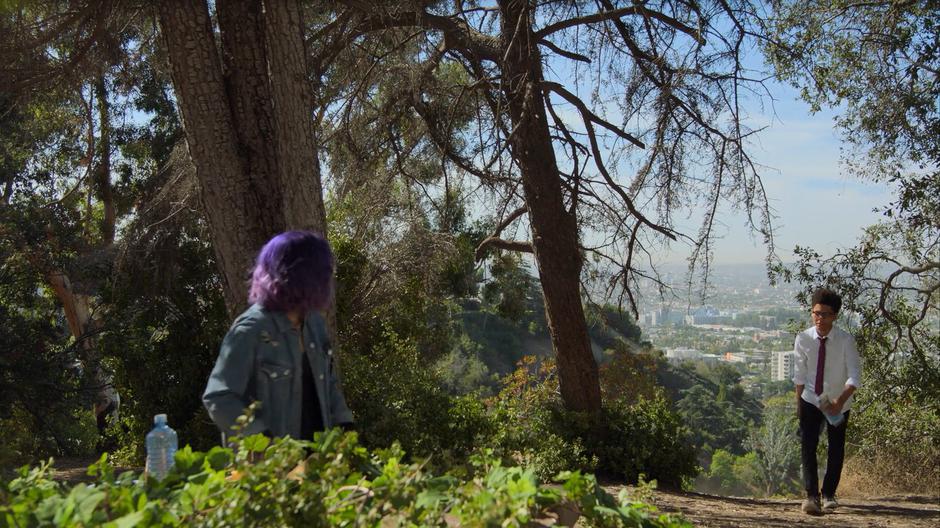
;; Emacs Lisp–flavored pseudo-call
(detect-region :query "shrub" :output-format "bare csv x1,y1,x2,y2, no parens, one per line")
485,357,698,487
575,396,698,489
340,327,493,464
0,299,98,472
0,431,692,527
848,391,940,493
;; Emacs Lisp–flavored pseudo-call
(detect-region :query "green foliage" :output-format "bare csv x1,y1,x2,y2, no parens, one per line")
675,385,750,459
848,382,940,493
698,449,757,497
765,1,939,185
0,206,98,469
485,358,698,488
457,306,546,377
598,347,661,405
340,327,489,464
482,252,536,323
744,396,800,497
97,217,229,460
565,397,699,489
695,396,800,498
433,335,494,395
0,431,692,527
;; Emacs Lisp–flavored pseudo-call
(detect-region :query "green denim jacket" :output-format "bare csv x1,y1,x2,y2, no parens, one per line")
203,304,354,439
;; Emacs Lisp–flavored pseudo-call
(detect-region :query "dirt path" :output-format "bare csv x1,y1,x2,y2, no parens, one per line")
628,488,939,528
52,456,137,484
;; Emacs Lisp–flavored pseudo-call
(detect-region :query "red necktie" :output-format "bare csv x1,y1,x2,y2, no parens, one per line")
814,337,827,395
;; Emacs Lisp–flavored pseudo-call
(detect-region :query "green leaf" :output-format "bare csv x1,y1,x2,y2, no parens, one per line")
242,434,270,453
107,509,146,528
74,487,106,522
205,446,233,471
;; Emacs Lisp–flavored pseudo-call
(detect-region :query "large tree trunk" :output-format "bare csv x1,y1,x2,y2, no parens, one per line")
262,0,328,232
499,0,601,412
157,0,269,313
157,0,328,315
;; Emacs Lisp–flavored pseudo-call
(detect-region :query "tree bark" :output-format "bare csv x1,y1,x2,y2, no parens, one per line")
157,0,329,316
46,270,115,418
498,0,600,412
263,0,328,233
158,0,265,313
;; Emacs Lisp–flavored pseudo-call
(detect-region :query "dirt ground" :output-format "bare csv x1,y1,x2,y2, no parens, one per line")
620,488,940,528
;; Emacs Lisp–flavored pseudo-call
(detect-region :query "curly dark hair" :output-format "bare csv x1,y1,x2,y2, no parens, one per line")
811,287,842,313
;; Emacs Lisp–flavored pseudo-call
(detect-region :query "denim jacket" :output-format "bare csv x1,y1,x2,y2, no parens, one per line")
203,304,354,439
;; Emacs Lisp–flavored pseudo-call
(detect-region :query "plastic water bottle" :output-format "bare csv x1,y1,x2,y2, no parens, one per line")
145,414,178,480
818,394,845,427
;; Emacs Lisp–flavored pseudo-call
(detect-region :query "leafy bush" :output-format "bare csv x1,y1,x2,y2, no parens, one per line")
98,222,230,460
848,389,940,493
0,431,692,527
485,357,698,488
571,397,698,489
340,327,492,464
0,251,98,471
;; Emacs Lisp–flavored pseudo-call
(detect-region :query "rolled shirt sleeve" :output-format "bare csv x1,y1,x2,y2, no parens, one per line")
203,321,269,436
844,332,862,389
792,333,808,386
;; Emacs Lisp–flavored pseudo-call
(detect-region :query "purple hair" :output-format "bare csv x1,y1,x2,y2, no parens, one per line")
248,231,335,314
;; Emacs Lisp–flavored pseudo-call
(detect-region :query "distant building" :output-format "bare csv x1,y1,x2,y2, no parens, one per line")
665,347,702,363
644,306,687,327
723,352,748,363
689,306,722,325
771,350,798,381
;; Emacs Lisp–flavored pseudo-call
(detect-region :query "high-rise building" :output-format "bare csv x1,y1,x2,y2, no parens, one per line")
771,350,797,381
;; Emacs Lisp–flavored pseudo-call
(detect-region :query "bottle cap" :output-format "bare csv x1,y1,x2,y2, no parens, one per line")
154,413,167,425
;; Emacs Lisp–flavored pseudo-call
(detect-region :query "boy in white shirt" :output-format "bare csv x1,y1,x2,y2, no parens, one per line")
792,288,862,515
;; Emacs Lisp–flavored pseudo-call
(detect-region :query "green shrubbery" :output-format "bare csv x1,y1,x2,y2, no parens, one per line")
0,430,691,527
849,389,940,493
484,358,697,487
344,331,698,490
340,327,493,464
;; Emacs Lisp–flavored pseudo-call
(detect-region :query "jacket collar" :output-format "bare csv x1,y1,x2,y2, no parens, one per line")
255,304,296,334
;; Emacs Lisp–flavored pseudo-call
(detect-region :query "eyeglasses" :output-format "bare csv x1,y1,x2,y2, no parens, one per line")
811,310,836,319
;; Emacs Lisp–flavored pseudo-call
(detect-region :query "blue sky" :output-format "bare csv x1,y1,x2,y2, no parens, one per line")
696,84,890,265
528,35,894,268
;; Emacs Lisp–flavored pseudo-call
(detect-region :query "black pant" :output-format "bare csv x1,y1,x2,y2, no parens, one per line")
799,397,849,497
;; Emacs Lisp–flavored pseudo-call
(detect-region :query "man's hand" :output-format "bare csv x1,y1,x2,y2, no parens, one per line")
822,397,844,416
824,385,856,416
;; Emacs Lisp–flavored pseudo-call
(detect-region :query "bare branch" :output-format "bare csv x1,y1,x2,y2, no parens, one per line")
539,39,591,63
542,81,644,148
475,237,534,260
536,4,705,45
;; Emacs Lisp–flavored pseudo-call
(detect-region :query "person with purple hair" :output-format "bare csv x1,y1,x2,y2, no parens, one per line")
203,231,354,441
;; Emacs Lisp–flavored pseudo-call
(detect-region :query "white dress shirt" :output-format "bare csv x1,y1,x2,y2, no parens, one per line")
792,325,862,410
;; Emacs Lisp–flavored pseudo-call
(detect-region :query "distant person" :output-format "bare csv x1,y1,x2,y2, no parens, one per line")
792,287,861,515
204,231,354,442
